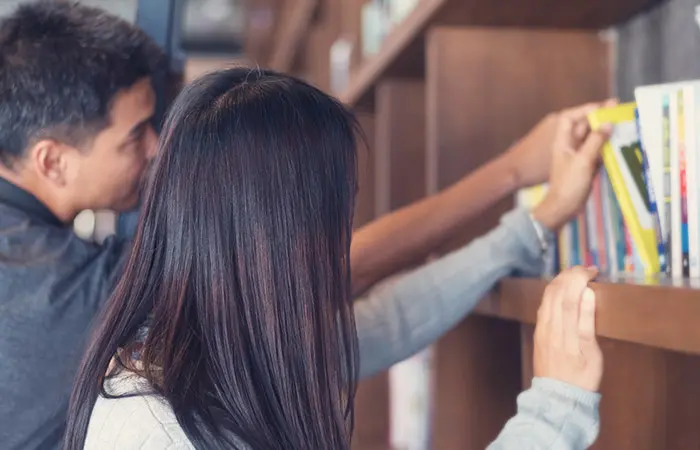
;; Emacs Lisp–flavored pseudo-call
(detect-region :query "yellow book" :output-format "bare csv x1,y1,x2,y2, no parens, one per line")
588,102,661,276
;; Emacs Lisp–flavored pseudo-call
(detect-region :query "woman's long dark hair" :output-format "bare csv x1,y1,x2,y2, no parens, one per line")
64,68,360,450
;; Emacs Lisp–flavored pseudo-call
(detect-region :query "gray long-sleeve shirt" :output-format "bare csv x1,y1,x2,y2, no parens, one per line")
0,177,599,449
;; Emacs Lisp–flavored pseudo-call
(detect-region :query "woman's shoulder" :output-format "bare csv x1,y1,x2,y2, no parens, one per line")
85,371,195,450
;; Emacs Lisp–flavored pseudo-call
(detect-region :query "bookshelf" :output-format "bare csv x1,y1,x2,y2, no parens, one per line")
243,0,700,449
244,0,318,73
479,277,700,354
339,0,663,108
267,0,318,71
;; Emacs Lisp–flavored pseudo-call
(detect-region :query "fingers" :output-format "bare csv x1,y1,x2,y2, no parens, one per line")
560,98,618,121
560,267,598,354
579,124,613,164
578,287,598,350
537,267,597,355
551,267,596,349
552,115,576,154
558,99,617,149
572,120,590,143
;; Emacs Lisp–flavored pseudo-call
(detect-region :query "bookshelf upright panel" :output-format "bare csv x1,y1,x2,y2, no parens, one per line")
375,80,427,214
352,112,390,450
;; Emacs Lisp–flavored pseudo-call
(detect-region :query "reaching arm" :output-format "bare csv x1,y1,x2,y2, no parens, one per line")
349,100,613,296
352,99,613,379
350,154,523,296
354,207,553,378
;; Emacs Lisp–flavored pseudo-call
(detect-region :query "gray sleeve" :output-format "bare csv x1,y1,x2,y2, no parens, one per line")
354,208,552,379
488,378,601,450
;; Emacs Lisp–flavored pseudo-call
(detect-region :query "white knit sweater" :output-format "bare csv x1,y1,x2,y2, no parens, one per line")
85,373,194,449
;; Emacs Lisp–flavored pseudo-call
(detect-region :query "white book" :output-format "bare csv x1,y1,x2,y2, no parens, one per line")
635,80,700,275
696,86,700,278
389,348,432,450
685,86,700,278
670,90,683,278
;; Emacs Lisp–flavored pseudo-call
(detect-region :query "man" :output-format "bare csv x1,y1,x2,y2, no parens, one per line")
0,3,161,449
0,2,607,449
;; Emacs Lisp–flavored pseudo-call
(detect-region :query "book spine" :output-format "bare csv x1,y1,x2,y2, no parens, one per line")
558,222,571,271
585,191,598,267
570,217,580,266
624,225,635,273
592,173,608,273
663,93,673,275
686,86,700,278
670,91,683,278
635,107,666,273
578,212,591,266
679,90,690,277
601,170,619,276
696,85,700,278
615,191,627,273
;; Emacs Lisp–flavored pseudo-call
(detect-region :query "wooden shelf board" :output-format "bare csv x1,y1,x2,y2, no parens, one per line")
339,0,663,108
476,276,700,355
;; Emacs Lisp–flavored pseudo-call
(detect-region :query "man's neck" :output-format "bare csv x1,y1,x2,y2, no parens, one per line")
0,166,75,224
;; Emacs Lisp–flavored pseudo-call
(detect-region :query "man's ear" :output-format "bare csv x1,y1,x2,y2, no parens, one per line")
28,139,74,187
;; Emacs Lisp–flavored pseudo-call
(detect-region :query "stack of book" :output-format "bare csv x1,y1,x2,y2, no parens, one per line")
520,80,700,280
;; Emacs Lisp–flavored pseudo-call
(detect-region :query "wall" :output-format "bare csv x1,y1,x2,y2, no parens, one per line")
616,0,700,100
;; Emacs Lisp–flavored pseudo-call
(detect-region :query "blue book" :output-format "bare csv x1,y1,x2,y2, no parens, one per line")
570,218,581,267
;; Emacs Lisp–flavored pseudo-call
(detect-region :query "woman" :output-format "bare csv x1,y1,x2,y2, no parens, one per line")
64,68,604,449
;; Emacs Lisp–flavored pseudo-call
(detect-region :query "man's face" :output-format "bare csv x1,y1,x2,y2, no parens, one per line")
68,77,157,212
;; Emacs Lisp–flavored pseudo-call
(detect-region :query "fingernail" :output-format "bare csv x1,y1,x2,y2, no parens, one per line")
582,287,596,304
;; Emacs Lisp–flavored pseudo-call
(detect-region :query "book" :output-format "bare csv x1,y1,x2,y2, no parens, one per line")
670,91,683,278
588,102,661,276
678,90,690,276
635,107,667,273
634,81,700,275
683,86,700,278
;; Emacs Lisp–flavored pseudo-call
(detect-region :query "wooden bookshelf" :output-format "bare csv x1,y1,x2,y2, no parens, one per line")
244,0,700,448
267,0,318,71
478,277,700,355
243,0,318,72
339,0,663,108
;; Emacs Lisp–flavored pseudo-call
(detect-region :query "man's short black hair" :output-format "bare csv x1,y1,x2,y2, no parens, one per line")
0,1,166,167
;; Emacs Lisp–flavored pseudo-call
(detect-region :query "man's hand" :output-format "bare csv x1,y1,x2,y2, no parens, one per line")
504,113,559,188
532,101,617,231
534,266,602,392
504,100,617,190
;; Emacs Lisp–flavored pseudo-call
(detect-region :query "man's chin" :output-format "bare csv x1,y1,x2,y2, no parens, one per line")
112,194,141,213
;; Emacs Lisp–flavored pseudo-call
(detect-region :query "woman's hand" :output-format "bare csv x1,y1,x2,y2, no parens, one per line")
530,100,616,231
533,266,603,392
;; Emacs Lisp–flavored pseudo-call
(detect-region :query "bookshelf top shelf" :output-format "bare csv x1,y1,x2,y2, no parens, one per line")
476,277,700,355
339,0,663,109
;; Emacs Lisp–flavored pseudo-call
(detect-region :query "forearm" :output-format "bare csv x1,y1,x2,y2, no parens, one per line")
350,154,521,296
355,208,551,378
487,378,600,450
